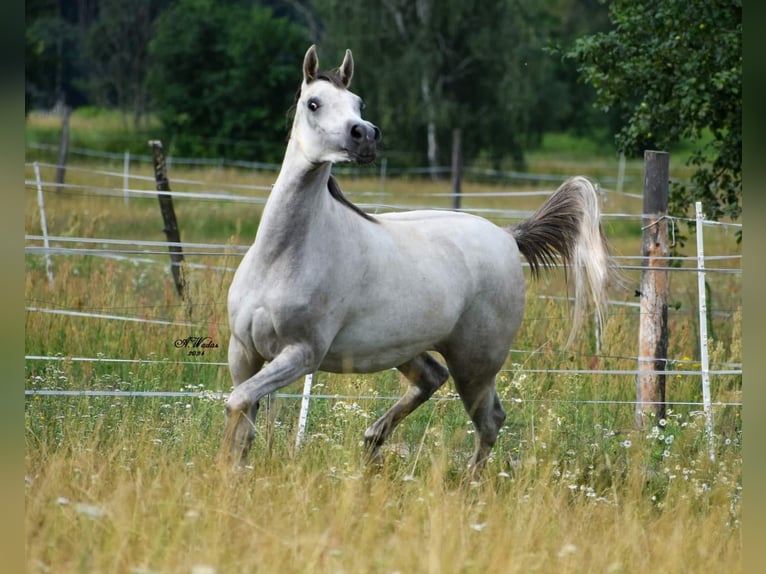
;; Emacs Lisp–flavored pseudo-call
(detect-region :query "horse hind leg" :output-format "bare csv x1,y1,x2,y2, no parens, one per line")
363,352,449,466
453,374,507,480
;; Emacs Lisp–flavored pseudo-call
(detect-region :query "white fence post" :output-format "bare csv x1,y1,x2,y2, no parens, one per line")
295,373,314,450
695,202,715,461
33,162,54,286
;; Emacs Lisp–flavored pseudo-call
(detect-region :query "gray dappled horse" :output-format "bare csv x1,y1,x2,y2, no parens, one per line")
223,45,614,477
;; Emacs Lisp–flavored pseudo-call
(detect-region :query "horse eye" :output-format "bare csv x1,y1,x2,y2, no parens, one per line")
307,98,320,112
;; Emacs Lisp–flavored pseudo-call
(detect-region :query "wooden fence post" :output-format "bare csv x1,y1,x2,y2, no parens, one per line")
123,150,131,205
149,140,188,302
636,150,670,428
379,156,387,199
55,106,71,190
451,128,462,210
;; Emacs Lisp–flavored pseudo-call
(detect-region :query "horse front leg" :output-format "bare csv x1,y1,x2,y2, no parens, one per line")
221,343,318,466
222,335,265,463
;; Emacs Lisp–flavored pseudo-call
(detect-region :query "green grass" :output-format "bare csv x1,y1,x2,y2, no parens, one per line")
26,107,163,156
25,115,741,573
530,130,618,161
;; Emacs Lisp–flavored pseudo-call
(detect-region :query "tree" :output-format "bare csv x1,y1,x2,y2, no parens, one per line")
82,0,170,128
543,0,612,138
569,0,742,227
147,0,309,161
314,0,555,171
25,0,89,110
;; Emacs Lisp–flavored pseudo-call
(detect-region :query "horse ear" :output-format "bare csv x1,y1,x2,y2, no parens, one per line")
339,49,354,88
303,44,318,84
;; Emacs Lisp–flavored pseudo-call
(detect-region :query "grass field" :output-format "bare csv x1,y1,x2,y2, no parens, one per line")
25,111,742,573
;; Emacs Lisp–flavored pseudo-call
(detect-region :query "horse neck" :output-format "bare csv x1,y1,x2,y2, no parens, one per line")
254,140,334,254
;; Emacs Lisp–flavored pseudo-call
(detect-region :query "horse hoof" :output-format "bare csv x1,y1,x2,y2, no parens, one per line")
364,447,383,468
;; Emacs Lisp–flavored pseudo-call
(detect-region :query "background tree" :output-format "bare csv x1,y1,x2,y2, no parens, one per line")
314,0,558,171
569,0,742,227
25,0,620,169
82,0,170,128
147,0,309,161
26,0,91,110
543,0,612,138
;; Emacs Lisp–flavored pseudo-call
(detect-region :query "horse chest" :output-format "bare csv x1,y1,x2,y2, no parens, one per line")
230,259,341,359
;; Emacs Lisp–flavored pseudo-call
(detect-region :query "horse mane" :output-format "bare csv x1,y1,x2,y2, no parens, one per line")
316,69,346,89
328,175,378,223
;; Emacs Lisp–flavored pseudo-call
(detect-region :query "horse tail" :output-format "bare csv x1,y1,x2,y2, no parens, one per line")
510,176,614,347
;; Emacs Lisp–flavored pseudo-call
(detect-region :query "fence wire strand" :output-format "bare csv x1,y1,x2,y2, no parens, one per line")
24,151,741,410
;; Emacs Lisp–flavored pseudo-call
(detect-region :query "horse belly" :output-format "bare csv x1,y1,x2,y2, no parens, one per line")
319,338,433,373
319,301,460,373
319,346,422,373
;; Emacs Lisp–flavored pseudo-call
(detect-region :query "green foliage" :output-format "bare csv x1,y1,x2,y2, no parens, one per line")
25,9,86,109
80,0,170,127
541,0,613,138
147,0,309,162
26,0,620,168
569,0,742,226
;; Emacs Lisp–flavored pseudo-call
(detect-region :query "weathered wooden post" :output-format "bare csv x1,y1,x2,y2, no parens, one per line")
451,128,462,210
55,106,71,189
149,140,188,301
379,156,387,196
123,150,131,205
636,150,670,427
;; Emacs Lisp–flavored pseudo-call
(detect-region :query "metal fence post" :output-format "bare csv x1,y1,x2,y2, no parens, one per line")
34,162,54,286
695,202,715,461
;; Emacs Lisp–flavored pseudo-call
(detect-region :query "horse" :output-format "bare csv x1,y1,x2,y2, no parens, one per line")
222,45,614,477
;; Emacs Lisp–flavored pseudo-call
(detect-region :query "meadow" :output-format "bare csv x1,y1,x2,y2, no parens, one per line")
25,111,742,573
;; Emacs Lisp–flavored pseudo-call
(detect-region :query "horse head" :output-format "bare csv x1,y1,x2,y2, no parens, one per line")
291,45,381,166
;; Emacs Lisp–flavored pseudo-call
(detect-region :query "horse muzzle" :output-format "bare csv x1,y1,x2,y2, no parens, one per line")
347,121,381,164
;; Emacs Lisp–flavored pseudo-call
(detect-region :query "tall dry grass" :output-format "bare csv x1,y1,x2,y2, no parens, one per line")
25,387,742,573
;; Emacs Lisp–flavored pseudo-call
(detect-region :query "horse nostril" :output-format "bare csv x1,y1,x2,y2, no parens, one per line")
351,123,380,143
350,124,364,142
